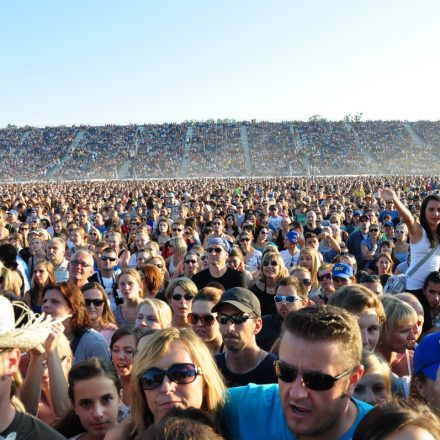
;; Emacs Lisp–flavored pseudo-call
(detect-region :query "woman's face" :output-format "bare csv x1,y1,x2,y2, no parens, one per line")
377,256,391,275
258,228,269,241
170,286,193,319
300,253,312,270
150,258,165,273
88,230,99,243
83,288,105,322
226,216,234,226
42,288,72,319
33,264,49,286
70,231,83,246
356,308,381,351
111,334,137,377
227,256,242,271
72,376,120,438
135,304,162,330
394,226,407,241
30,238,43,253
317,269,333,291
212,219,223,233
190,300,220,343
424,199,440,229
262,257,280,279
353,370,388,406
388,319,418,353
142,341,204,422
293,270,312,294
118,274,141,300
239,235,251,250
136,251,150,268
54,222,63,234
158,221,168,233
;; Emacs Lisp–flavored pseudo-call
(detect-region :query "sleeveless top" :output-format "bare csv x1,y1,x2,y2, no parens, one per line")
406,228,440,290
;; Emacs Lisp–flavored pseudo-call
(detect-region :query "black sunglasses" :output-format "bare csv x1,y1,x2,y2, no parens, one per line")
263,260,278,267
317,273,332,282
187,313,216,326
300,278,312,286
101,256,117,262
217,314,252,325
139,363,202,390
184,259,197,264
274,360,353,391
206,247,223,254
85,298,105,307
171,293,194,301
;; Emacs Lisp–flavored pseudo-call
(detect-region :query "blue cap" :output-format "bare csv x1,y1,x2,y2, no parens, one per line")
286,231,299,244
353,210,362,216
384,221,394,227
208,237,231,254
331,263,353,279
6,209,18,216
414,332,440,381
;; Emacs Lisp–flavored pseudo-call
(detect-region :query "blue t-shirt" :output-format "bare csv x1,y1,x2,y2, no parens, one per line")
224,383,372,440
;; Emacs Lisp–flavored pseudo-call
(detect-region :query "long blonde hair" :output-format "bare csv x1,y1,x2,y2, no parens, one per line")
130,328,225,434
299,247,320,289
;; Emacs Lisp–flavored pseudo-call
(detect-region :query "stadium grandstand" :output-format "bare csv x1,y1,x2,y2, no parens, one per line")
1,120,439,181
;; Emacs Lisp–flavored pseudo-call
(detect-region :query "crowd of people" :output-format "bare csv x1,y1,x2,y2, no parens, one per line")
0,174,439,439
2,121,440,181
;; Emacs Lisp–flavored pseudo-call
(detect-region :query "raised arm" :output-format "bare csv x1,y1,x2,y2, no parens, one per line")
378,187,422,242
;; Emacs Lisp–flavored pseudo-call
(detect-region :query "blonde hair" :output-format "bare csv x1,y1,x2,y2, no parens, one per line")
259,251,289,282
361,350,391,400
137,298,172,328
299,247,320,289
117,268,143,296
130,328,225,433
377,295,417,352
169,237,187,257
165,277,198,303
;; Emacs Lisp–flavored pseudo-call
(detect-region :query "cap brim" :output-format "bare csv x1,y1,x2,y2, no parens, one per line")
212,300,254,315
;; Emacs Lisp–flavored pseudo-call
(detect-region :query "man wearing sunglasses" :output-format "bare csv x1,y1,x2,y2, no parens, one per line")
280,231,300,269
224,305,370,440
192,238,247,291
88,248,122,309
212,287,277,387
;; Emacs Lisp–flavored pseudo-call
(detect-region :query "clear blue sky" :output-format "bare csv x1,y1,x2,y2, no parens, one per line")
1,0,439,127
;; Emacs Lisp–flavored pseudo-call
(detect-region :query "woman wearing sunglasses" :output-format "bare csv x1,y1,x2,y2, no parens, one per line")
87,227,101,248
179,251,201,279
298,247,320,295
238,231,261,273
311,263,335,304
165,277,197,328
250,251,289,316
290,266,313,297
188,286,224,354
81,282,117,346
128,327,225,436
252,226,274,252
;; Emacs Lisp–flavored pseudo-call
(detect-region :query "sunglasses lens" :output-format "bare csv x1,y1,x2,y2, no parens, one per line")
141,369,164,390
303,372,334,391
168,364,197,384
275,361,298,383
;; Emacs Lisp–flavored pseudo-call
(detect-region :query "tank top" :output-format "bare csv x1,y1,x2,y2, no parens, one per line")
406,229,440,290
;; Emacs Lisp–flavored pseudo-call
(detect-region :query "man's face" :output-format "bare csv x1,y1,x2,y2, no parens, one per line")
306,211,316,225
207,244,227,268
78,211,88,225
359,218,370,233
424,281,440,313
47,241,65,264
101,250,118,272
69,253,94,284
275,285,306,318
217,304,260,352
278,331,360,438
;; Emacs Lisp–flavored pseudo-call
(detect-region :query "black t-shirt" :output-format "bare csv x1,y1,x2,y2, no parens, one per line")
0,410,66,440
256,313,282,352
250,283,276,316
215,351,278,387
303,225,322,236
192,267,247,291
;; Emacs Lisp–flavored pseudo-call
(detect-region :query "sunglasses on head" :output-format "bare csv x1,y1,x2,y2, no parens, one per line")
187,313,216,326
263,260,278,267
85,298,105,307
139,363,202,390
274,360,353,391
206,247,223,254
217,314,252,325
274,295,300,304
317,273,332,282
171,293,194,301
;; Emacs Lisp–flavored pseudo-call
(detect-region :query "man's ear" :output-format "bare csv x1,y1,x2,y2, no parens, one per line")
253,318,263,335
347,364,364,394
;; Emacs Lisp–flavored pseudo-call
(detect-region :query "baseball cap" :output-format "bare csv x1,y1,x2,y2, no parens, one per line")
286,231,299,244
207,237,231,254
332,263,353,279
353,210,362,216
359,214,369,222
414,332,440,381
6,209,18,216
384,221,394,227
212,287,261,318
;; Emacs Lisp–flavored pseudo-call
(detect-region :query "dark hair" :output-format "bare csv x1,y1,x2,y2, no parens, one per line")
110,325,144,352
419,193,440,247
423,270,440,290
0,244,18,270
56,358,121,438
282,305,362,369
353,398,440,440
141,407,224,440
